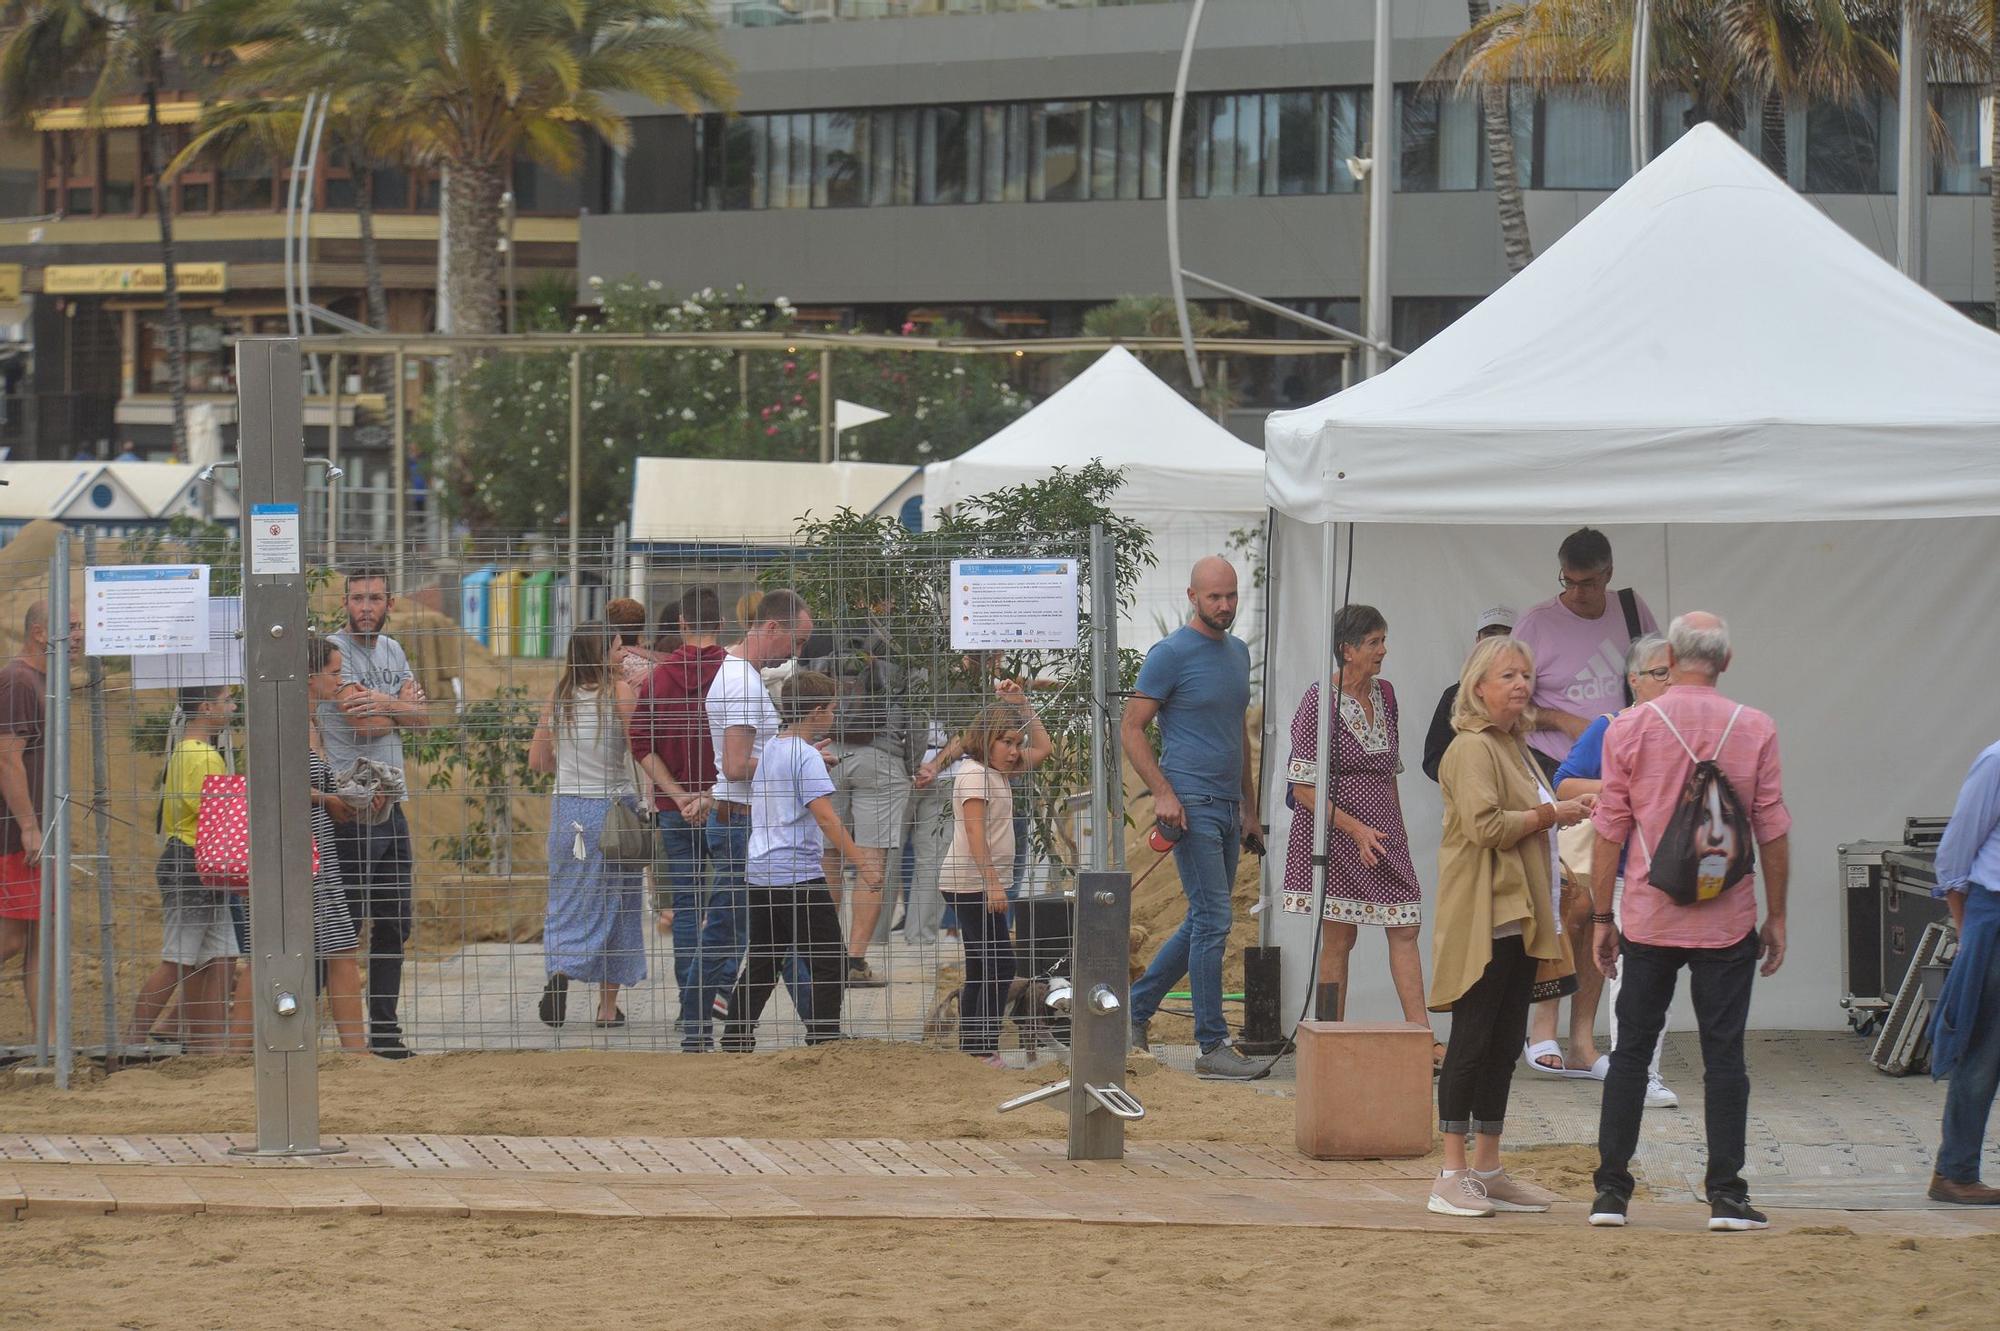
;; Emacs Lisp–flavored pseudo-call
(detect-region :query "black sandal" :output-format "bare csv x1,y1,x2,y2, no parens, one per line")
595,1009,627,1029
538,973,569,1028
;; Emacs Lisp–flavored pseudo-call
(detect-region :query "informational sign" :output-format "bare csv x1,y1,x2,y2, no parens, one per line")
249,503,301,575
132,596,243,691
85,564,209,657
0,263,20,304
949,559,1081,650
43,262,228,295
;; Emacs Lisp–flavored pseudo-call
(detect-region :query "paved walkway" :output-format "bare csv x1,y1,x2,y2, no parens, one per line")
4,1131,1998,1236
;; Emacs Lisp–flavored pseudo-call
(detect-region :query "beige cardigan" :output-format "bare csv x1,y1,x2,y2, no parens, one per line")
1429,719,1564,1012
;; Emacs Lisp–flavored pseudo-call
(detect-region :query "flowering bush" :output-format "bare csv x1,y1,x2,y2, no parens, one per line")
436,280,1031,534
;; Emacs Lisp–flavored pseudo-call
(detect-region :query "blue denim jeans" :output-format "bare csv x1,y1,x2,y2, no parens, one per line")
1129,796,1239,1052
700,813,810,1028
1937,916,2000,1183
657,809,710,1049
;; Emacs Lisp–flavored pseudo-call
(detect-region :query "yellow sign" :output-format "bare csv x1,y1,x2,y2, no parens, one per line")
0,264,20,303
44,263,228,295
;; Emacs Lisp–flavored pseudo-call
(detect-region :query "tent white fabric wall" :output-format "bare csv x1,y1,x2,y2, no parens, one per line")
1260,126,2000,1034
925,346,1268,652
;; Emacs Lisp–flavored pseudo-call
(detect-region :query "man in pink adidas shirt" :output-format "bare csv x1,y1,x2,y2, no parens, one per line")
1584,611,1790,1234
1514,527,1659,779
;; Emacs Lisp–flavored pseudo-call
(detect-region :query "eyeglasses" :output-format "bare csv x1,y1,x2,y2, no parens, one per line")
1558,572,1612,592
1633,666,1670,683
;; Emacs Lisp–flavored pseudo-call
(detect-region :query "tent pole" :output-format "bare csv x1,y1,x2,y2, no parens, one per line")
1306,520,1338,1028
1255,508,1279,946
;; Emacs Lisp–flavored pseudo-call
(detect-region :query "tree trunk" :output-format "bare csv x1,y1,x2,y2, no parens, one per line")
443,158,506,338
1760,89,1788,178
1468,1,1534,274
139,80,187,460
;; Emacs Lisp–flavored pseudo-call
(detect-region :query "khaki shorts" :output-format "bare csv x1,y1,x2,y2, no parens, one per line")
157,841,242,967
828,743,912,850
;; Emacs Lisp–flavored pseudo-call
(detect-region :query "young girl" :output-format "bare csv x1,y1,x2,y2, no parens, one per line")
720,670,878,1051
305,635,375,1053
125,685,240,1051
529,624,651,1029
939,685,1051,1065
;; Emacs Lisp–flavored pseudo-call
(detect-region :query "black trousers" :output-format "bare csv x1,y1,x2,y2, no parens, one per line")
951,896,1016,1056
1596,930,1758,1204
1436,935,1538,1135
721,880,845,1050
336,804,413,1041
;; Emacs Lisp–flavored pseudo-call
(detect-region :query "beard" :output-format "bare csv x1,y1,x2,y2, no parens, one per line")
347,607,391,639
1196,607,1236,634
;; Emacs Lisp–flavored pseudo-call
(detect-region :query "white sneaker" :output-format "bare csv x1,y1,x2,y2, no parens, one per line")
1645,1074,1680,1109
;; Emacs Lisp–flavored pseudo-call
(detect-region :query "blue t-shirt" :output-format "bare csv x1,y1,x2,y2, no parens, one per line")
1133,625,1251,802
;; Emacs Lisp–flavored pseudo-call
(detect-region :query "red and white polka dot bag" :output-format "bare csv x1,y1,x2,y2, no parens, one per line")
194,774,317,893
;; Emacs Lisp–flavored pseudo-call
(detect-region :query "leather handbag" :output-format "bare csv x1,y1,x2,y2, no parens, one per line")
599,796,655,867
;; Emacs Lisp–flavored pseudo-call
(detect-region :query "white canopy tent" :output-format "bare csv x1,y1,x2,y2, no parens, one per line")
925,346,1268,650
1262,124,2000,1033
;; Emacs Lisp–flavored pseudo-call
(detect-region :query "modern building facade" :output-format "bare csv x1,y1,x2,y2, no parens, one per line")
0,91,582,462
581,0,1995,424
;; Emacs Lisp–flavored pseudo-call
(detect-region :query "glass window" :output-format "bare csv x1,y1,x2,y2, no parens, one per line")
1275,91,1324,195
1932,85,1982,195
1091,100,1119,201
919,106,967,204
1398,86,1481,191
1328,88,1368,194
1204,95,1235,195
1140,97,1165,199
1533,92,1627,189
1114,99,1142,200
1804,94,1895,193
749,115,770,209
816,111,863,207
1234,93,1263,196
1032,100,1086,202
722,117,757,210
981,104,1007,202
101,130,138,214
1002,103,1028,202
220,158,273,210
1180,96,1205,198
179,181,211,213
612,118,692,213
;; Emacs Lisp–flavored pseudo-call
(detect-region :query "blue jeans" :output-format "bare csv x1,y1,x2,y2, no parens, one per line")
658,809,710,1049
1129,796,1238,1052
699,813,810,1028
1937,917,2000,1183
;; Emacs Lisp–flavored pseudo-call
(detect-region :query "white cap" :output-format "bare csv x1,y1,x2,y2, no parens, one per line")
1475,605,1516,635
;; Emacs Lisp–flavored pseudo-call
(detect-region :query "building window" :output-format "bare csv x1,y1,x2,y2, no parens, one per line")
1932,85,1984,195
1398,86,1484,192
1531,92,1628,189
1803,94,1897,193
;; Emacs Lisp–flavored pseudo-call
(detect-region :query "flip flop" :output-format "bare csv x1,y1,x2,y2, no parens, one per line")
1523,1039,1569,1076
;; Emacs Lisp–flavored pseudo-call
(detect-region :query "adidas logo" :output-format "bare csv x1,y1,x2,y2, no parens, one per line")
1563,643,1627,704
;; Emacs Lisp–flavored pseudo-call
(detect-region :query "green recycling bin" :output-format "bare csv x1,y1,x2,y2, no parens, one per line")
520,569,559,659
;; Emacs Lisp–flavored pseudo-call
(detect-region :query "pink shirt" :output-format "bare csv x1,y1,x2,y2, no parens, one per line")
1591,684,1790,949
1514,591,1658,763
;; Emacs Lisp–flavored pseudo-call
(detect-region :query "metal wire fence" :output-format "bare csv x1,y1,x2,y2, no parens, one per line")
4,518,1140,1072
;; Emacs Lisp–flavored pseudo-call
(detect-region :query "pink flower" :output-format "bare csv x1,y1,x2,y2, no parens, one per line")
806,371,819,383
791,393,803,404
900,321,916,335
765,425,779,436
783,361,796,373
760,405,773,419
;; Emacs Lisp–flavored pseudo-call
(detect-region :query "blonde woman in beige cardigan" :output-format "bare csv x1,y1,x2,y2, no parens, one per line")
1428,636,1593,1218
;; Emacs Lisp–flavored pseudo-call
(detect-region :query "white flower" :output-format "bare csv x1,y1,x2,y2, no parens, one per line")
916,442,933,455
588,275,604,288
603,436,614,446
680,407,696,421
774,295,793,310
951,366,965,377
646,279,663,291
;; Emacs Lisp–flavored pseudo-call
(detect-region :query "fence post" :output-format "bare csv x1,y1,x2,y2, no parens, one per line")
326,351,342,568
391,348,407,593
234,337,333,1155
568,348,583,610
84,528,120,1066
818,348,833,463
46,535,72,1088
1068,522,1135,1161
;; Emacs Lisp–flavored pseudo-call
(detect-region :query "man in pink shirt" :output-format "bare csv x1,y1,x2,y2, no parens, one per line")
1514,527,1659,778
1583,611,1791,1234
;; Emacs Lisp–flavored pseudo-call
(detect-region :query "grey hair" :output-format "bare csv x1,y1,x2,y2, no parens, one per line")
1624,632,1668,676
1333,603,1388,669
1667,614,1730,673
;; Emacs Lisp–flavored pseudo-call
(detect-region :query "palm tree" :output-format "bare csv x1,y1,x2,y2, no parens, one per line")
1,1,194,456
205,0,735,340
1467,0,1535,274
1434,2,1987,271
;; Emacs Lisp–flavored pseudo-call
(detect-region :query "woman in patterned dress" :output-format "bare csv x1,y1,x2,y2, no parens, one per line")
1281,605,1437,1050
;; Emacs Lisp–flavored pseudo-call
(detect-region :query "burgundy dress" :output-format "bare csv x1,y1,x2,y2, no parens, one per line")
1280,677,1423,926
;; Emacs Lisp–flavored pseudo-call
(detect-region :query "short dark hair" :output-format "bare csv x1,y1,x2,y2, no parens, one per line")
779,669,837,724
176,683,228,713
754,588,807,628
1557,527,1613,573
343,563,391,592
678,587,722,635
1333,603,1387,669
307,634,339,675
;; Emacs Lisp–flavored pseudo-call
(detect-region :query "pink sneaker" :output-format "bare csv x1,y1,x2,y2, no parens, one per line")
1479,1170,1558,1213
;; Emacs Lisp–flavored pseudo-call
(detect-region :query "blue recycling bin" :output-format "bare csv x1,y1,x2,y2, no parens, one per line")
460,566,499,647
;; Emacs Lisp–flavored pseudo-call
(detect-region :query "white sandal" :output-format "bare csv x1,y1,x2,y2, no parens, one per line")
1523,1039,1569,1076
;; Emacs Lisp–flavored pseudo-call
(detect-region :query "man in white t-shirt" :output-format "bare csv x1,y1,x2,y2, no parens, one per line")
698,589,818,1031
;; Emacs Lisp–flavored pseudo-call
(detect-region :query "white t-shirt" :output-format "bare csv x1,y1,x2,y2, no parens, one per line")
747,735,836,887
705,652,780,805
